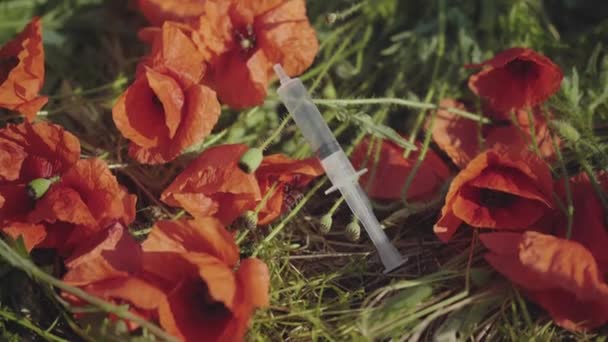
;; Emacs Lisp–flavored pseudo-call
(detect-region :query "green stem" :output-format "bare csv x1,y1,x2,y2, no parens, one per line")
0,239,180,342
0,309,67,342
400,86,447,206
252,178,328,257
313,98,490,123
542,107,573,238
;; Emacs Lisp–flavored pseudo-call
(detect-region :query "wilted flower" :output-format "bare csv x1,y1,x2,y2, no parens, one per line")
255,154,323,225
161,144,261,225
434,145,553,242
467,47,563,112
0,17,47,120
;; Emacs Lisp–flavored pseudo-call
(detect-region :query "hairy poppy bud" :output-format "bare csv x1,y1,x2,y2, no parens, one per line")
550,120,580,143
345,218,361,242
238,147,264,174
26,176,59,200
242,210,258,230
325,13,338,25
319,214,333,234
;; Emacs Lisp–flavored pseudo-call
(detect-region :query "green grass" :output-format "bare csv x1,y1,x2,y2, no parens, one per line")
1,0,608,340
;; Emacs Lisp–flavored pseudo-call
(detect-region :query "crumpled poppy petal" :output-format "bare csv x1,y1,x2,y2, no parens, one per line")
256,154,324,225
161,144,261,224
168,193,219,219
140,22,206,88
112,73,167,149
2,222,46,252
63,223,142,286
142,218,239,266
351,137,451,201
230,0,283,25
29,185,97,226
137,0,207,25
79,277,168,312
0,17,47,120
211,49,270,109
0,122,80,178
182,252,237,309
481,231,608,331
467,48,563,112
190,1,233,60
145,68,184,139
235,258,270,310
257,0,318,76
0,139,26,181
58,159,136,227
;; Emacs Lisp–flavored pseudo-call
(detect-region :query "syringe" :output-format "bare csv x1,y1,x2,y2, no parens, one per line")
273,64,406,273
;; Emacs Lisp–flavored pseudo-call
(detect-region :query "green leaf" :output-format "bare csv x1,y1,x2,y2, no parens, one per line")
433,299,498,341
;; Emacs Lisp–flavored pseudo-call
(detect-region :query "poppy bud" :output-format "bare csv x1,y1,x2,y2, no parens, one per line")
345,218,361,242
238,148,264,174
319,214,333,234
550,120,580,143
242,210,258,230
325,13,338,25
26,176,59,200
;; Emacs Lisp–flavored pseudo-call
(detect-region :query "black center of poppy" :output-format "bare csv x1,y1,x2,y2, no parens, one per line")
195,280,231,318
235,25,256,55
506,59,539,80
478,188,517,208
0,56,19,84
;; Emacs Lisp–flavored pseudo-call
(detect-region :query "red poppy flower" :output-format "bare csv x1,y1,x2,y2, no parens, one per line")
161,144,261,225
113,24,220,164
467,48,563,112
141,0,318,109
62,223,164,331
434,145,553,242
0,17,47,120
63,218,270,341
27,158,137,254
137,0,207,26
481,230,608,331
0,122,80,248
431,99,557,168
255,154,324,225
351,137,451,201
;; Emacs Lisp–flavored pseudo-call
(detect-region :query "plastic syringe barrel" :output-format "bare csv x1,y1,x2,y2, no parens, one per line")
275,66,406,272
276,77,341,159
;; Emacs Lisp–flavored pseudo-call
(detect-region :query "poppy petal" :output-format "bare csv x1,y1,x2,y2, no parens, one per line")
467,48,563,111
2,222,46,252
142,218,239,266
212,49,270,109
0,17,47,120
63,223,142,286
257,0,318,76
481,231,608,331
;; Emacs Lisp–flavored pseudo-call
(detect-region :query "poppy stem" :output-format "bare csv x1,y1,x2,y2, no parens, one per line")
0,238,180,342
542,106,574,238
400,84,447,206
0,309,67,342
313,98,491,124
252,178,328,257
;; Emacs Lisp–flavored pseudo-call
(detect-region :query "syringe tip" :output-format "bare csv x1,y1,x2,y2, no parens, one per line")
273,64,291,85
